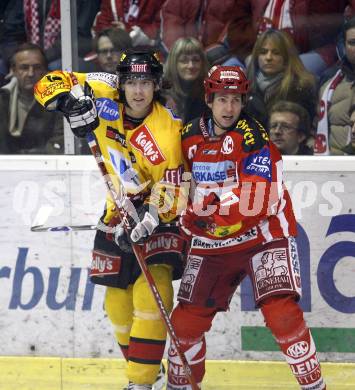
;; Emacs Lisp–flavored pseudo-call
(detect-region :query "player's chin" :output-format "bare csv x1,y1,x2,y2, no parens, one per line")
132,99,147,107
221,117,236,127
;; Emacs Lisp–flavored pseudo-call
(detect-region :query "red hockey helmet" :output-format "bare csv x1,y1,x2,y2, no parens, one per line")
204,65,250,102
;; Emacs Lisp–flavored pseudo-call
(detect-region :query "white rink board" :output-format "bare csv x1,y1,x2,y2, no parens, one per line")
0,156,354,362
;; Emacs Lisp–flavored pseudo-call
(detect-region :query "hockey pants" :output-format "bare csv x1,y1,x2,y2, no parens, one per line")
105,264,174,385
167,295,326,390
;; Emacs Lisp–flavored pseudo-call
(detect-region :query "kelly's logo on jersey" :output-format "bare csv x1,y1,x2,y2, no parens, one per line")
90,250,121,277
242,147,272,181
143,233,184,257
95,98,119,121
130,125,166,165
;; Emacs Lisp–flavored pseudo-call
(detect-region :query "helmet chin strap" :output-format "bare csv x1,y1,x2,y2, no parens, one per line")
212,116,238,133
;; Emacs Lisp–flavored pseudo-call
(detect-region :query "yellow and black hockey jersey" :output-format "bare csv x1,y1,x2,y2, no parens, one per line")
34,71,184,224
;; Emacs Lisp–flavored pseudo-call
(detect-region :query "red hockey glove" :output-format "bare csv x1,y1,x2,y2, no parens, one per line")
180,188,244,238
179,205,215,238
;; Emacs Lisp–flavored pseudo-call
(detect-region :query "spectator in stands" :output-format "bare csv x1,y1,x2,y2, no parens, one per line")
164,37,209,124
347,105,355,154
23,0,100,71
246,29,317,128
0,0,27,79
315,16,355,155
160,0,240,65
84,28,133,73
93,0,163,48
0,43,63,154
269,101,313,155
227,0,347,77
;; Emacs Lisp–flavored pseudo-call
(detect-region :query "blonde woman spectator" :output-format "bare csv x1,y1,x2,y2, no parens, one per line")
164,37,209,123
227,0,347,76
246,29,317,128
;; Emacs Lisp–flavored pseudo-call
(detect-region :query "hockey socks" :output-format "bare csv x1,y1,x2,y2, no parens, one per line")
167,336,204,390
167,304,217,389
261,295,326,390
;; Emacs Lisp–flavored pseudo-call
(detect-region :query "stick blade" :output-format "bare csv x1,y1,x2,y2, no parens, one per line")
31,205,54,231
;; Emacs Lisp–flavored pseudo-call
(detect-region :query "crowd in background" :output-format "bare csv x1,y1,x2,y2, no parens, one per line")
1,0,355,155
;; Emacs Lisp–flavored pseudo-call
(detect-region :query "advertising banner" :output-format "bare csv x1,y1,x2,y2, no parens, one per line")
0,156,354,362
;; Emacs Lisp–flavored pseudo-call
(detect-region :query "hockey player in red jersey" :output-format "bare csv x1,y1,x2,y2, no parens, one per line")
166,65,326,390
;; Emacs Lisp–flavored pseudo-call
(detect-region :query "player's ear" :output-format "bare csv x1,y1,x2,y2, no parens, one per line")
205,94,212,110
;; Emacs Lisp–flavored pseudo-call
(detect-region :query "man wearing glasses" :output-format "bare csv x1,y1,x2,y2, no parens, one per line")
86,28,133,74
269,100,313,155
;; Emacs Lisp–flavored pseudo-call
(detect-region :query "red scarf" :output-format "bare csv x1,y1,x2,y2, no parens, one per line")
314,69,344,155
258,0,294,36
24,0,61,50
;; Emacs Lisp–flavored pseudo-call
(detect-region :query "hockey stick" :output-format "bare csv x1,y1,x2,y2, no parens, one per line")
86,131,199,390
30,205,178,233
31,222,177,232
31,224,97,232
30,204,97,232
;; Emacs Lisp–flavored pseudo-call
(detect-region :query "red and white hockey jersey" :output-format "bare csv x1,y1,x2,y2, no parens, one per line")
182,111,297,254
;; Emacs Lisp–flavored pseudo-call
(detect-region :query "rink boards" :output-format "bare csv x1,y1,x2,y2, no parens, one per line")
0,357,354,389
0,155,354,364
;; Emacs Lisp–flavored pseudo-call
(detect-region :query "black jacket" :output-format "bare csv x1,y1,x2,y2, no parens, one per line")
0,78,64,154
246,81,317,131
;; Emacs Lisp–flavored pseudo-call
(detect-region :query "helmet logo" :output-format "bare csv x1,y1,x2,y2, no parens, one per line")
130,64,148,73
220,71,240,79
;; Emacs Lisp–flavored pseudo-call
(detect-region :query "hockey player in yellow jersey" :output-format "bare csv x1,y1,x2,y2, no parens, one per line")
34,50,186,390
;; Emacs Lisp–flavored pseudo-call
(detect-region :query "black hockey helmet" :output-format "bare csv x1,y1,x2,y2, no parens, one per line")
116,49,163,86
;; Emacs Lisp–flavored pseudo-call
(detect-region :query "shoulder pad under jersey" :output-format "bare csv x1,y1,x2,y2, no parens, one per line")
234,112,269,152
181,117,202,140
85,72,118,89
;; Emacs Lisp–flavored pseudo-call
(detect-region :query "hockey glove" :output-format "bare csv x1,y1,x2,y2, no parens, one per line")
130,203,159,243
112,221,134,253
105,214,133,253
179,206,214,239
57,82,99,138
180,192,218,236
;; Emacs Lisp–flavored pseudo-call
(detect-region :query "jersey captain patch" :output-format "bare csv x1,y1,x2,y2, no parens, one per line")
130,125,166,165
